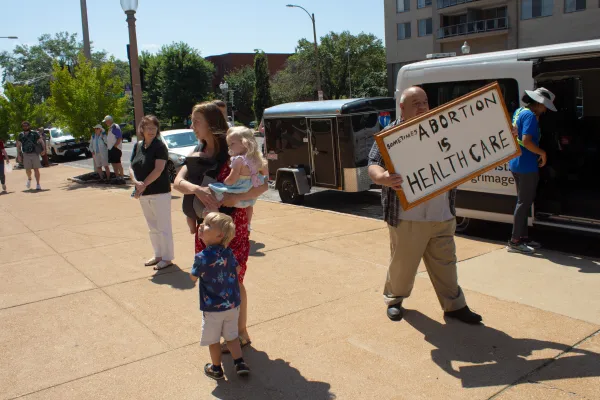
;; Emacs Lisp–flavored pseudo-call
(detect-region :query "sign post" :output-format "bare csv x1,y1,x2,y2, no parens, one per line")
375,82,520,211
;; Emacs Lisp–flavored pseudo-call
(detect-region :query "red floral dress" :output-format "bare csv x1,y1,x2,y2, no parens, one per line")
195,162,250,283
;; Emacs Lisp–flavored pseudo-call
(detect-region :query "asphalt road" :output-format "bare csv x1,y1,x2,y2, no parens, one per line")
6,139,137,172
6,137,600,258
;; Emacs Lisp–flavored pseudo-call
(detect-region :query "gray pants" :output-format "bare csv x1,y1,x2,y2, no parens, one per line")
512,172,539,240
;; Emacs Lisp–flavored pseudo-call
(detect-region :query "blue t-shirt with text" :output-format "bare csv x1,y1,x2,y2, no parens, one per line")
191,245,240,312
509,108,540,174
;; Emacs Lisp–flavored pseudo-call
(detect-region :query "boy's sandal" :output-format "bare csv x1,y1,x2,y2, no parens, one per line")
221,336,252,354
144,258,160,266
153,261,173,271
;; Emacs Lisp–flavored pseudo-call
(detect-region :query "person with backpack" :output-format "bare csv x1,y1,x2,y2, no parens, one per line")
89,124,111,183
16,121,45,190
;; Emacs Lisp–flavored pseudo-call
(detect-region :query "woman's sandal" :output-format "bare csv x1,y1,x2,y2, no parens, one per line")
221,336,252,353
153,260,173,271
144,258,160,266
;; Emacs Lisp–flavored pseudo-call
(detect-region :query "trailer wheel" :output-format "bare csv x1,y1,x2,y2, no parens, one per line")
279,175,304,205
455,217,470,233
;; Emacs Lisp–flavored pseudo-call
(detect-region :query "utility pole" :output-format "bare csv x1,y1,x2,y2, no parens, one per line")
80,0,92,60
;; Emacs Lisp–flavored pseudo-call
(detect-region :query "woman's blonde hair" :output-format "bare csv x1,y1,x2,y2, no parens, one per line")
226,126,267,171
203,212,236,247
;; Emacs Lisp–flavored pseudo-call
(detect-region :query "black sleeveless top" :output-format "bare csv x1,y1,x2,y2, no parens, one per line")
184,134,234,217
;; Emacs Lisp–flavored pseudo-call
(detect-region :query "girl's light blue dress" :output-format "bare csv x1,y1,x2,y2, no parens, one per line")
209,156,266,208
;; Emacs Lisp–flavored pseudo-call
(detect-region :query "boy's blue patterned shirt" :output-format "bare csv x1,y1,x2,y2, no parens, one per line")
191,245,240,312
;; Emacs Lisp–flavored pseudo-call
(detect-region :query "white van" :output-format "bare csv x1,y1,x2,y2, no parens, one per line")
396,39,600,234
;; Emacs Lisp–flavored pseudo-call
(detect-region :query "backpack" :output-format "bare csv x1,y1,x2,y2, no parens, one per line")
19,132,40,154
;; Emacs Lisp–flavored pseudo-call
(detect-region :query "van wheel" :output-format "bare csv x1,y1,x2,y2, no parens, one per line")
455,217,470,233
279,175,304,205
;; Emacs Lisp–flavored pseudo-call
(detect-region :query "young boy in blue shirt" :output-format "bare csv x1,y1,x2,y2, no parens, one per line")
190,212,250,380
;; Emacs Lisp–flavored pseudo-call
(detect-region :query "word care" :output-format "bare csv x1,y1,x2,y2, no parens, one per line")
375,82,520,210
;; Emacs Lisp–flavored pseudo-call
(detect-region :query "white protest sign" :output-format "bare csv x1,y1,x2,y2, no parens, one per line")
375,82,520,210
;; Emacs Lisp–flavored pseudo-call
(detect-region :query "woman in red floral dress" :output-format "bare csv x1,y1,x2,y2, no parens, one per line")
174,101,267,351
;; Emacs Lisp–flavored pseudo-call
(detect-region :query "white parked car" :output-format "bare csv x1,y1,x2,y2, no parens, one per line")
160,129,198,183
45,128,91,160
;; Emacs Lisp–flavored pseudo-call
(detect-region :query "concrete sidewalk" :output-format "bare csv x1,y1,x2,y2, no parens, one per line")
0,165,599,400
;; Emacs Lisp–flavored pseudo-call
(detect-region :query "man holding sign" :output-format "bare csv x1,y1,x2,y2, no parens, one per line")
368,87,482,324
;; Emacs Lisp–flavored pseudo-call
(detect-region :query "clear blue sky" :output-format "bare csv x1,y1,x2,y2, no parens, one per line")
0,0,385,60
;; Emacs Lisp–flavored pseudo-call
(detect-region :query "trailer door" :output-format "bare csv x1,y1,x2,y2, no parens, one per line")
309,118,338,188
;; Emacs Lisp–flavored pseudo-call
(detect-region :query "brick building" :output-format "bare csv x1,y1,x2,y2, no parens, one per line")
205,53,292,92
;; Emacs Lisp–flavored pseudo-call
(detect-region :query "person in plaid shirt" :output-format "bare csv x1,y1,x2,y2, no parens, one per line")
368,86,482,325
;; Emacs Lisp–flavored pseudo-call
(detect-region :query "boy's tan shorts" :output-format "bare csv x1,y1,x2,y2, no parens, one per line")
200,306,240,346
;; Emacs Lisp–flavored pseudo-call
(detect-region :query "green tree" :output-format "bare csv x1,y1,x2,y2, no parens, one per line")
271,55,315,105
271,31,387,103
0,84,38,136
139,51,163,117
49,54,127,139
139,43,214,124
0,32,114,105
253,51,273,122
224,66,255,124
160,42,214,123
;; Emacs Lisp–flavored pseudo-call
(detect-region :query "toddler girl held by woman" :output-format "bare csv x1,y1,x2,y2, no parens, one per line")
204,127,267,226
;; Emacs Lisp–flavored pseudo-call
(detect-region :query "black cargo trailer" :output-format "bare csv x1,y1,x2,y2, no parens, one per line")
263,98,396,204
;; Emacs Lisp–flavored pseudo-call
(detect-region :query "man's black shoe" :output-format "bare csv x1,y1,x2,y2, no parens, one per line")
387,304,403,321
444,306,482,324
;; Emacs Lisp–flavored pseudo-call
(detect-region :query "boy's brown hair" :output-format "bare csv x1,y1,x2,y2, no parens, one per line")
203,212,236,247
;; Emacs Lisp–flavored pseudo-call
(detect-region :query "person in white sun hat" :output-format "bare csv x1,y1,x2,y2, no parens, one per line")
89,124,111,182
508,87,557,254
103,115,125,184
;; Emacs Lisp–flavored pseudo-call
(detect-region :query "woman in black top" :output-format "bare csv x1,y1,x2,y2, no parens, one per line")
129,115,174,271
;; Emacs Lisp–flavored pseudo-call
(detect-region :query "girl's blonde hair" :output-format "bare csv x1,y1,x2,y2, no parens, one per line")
226,126,267,171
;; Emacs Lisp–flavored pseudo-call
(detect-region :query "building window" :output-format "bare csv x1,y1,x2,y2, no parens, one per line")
521,0,553,19
418,0,432,8
397,22,412,40
397,0,410,12
418,18,433,36
564,0,585,12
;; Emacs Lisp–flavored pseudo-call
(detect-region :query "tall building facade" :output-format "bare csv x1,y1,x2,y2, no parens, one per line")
385,0,600,94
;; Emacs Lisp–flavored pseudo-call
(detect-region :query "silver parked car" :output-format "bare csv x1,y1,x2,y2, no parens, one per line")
160,129,198,183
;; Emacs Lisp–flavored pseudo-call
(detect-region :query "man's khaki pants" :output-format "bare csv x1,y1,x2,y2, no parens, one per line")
384,218,467,312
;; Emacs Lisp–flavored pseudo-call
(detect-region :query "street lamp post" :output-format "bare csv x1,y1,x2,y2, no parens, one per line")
0,36,18,39
286,4,323,101
80,0,92,60
219,82,235,124
121,0,144,139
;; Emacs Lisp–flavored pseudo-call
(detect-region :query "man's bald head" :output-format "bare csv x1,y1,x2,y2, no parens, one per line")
399,86,429,120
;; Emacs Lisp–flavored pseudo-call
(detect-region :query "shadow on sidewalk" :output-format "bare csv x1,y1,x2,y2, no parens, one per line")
531,250,600,274
22,189,51,193
213,347,336,399
150,265,195,290
404,310,600,388
250,240,266,257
